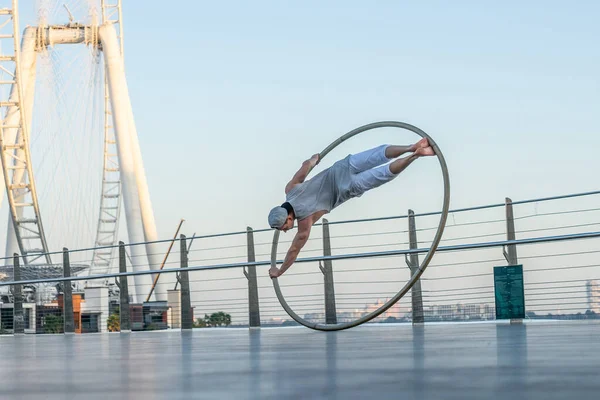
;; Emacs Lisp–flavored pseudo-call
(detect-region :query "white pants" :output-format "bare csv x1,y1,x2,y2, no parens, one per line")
347,144,397,195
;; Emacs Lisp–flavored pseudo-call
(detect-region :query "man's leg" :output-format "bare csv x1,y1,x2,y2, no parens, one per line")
348,139,430,173
388,146,434,174
384,138,429,159
350,146,434,195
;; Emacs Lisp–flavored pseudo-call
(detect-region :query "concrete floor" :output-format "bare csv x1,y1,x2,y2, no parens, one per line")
0,321,598,399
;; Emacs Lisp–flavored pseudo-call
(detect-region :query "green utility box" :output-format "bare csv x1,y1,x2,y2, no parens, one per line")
494,264,525,319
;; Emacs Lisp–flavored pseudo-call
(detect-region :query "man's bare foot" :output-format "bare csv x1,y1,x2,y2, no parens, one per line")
410,138,429,152
416,146,435,156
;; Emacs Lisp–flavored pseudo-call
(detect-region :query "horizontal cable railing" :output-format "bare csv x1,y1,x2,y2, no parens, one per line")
1,231,599,287
1,189,598,263
1,189,599,334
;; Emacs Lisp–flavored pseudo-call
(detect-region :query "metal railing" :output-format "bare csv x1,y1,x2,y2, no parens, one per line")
0,189,599,334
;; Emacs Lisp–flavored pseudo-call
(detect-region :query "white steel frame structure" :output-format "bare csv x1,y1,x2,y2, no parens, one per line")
0,2,50,265
90,0,124,273
0,1,166,302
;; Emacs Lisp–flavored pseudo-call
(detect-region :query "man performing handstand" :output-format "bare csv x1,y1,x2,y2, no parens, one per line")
268,138,435,278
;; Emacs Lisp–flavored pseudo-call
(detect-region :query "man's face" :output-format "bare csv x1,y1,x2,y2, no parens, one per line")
279,215,295,232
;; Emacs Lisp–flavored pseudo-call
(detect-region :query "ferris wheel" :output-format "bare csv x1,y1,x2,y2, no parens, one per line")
0,1,166,303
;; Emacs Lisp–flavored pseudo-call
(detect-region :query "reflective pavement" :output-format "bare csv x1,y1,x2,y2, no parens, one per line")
0,321,598,399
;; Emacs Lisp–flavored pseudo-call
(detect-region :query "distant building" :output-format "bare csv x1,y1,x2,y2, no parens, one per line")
463,304,481,320
483,304,495,320
587,280,600,313
421,302,495,321
362,298,405,321
303,312,325,323
0,285,171,334
303,298,408,324
436,304,455,320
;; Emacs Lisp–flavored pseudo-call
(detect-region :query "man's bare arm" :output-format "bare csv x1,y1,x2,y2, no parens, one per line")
277,226,311,276
285,154,320,194
269,213,326,278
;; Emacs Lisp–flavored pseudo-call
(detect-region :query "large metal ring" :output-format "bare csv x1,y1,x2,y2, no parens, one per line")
271,121,450,331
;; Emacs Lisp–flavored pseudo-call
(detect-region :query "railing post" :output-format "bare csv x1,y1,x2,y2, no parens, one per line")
12,253,24,334
245,227,261,328
407,210,424,324
503,197,518,265
63,248,75,334
321,218,337,324
180,234,193,330
118,242,131,332
503,197,522,324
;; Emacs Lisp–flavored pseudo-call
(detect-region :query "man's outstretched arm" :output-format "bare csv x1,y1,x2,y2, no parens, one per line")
269,223,312,278
285,154,320,194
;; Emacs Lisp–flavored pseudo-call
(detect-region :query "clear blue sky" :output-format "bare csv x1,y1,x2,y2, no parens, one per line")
12,0,600,241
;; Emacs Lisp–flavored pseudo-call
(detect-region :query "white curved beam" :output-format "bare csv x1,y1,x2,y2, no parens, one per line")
126,84,166,301
99,23,155,303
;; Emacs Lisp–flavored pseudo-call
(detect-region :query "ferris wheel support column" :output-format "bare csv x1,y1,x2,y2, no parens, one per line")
126,74,165,301
101,3,164,299
3,27,40,264
100,24,166,301
99,23,153,303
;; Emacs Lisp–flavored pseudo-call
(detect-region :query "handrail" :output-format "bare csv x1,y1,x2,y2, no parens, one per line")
1,189,598,262
2,230,599,287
